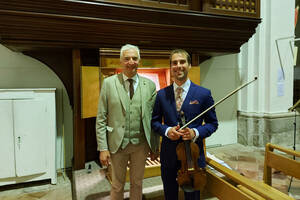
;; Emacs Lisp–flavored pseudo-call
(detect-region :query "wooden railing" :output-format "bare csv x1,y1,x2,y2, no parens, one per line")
97,0,190,10
203,0,260,18
100,0,260,18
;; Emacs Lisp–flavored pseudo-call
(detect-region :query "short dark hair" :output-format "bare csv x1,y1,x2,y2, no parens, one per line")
169,49,191,66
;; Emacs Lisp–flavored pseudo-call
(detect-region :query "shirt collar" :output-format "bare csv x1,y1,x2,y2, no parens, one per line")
173,79,191,93
122,73,138,83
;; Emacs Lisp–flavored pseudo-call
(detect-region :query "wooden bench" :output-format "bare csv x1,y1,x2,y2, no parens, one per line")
206,142,300,200
206,157,294,200
263,143,300,186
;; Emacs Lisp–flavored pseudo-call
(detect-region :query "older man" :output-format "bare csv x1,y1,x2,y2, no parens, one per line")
96,44,159,200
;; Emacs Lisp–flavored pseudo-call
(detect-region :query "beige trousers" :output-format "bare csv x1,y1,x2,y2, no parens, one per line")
110,142,150,200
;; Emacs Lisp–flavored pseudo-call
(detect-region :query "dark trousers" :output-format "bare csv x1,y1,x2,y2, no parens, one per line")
161,166,200,200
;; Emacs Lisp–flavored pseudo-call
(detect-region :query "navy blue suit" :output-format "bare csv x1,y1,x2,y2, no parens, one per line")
151,82,218,200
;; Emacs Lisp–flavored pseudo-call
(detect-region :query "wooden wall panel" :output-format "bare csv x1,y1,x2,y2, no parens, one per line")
188,67,201,85
81,66,100,119
73,49,86,170
0,1,260,54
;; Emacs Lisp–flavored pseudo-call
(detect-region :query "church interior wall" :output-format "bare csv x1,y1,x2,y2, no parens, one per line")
201,54,240,147
0,44,74,169
237,0,300,147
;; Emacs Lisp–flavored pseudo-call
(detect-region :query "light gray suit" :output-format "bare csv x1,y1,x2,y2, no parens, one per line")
96,73,159,199
96,73,159,154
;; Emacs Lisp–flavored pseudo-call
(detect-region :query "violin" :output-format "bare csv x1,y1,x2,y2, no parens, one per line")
175,77,258,192
176,111,206,192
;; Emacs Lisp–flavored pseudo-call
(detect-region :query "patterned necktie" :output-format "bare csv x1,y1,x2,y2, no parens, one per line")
176,87,183,111
128,79,134,99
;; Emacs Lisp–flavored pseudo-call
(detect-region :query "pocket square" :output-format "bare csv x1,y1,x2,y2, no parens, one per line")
189,100,199,104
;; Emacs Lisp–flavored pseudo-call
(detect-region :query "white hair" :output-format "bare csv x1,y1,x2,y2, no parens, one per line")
120,44,140,60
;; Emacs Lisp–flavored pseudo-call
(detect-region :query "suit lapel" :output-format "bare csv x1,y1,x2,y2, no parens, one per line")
181,82,196,111
167,84,178,115
115,73,129,112
139,76,146,118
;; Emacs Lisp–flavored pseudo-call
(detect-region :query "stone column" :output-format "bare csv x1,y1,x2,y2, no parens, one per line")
238,0,299,147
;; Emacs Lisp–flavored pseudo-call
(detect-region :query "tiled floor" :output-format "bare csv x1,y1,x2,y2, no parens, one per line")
0,171,73,200
0,143,299,200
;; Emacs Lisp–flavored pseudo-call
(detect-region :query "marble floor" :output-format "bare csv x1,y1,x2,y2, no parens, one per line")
0,143,299,200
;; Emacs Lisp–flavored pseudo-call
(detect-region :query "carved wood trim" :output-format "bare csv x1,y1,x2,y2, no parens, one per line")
96,0,189,10
203,0,260,18
0,0,260,55
72,49,86,170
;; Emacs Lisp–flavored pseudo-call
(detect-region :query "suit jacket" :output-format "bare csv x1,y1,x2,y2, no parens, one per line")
96,73,159,154
151,82,218,168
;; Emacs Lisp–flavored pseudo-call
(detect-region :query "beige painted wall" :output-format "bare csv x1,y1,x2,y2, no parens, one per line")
200,54,240,147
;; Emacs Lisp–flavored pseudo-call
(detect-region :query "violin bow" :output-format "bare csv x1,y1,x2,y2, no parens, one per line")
180,77,258,130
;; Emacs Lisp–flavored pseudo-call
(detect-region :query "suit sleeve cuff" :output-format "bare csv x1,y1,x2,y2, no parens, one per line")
98,147,108,152
193,128,199,142
165,127,171,138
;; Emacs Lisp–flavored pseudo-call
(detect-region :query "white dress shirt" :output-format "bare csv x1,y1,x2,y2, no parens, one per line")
165,79,199,140
122,73,139,97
